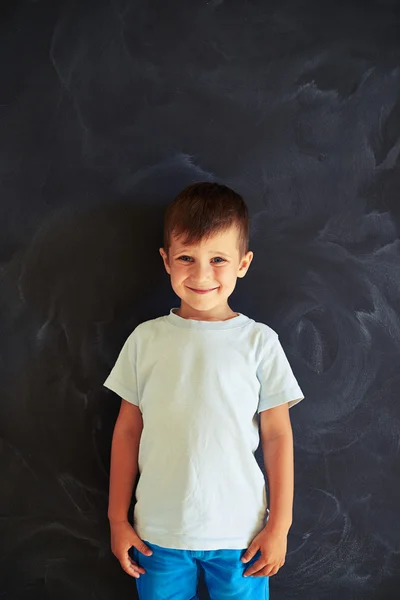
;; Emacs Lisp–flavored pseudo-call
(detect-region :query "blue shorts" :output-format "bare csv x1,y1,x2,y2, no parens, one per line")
131,540,269,599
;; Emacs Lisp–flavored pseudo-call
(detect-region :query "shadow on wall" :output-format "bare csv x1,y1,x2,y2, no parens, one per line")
18,202,167,391
0,200,174,599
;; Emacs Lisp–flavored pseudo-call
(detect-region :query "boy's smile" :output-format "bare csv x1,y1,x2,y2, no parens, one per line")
159,225,253,321
187,287,218,293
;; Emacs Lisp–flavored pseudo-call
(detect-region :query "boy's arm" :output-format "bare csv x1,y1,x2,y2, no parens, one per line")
260,401,300,534
108,399,143,524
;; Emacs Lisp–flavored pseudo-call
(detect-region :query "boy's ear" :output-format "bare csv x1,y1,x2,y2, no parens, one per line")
159,248,171,275
237,251,253,278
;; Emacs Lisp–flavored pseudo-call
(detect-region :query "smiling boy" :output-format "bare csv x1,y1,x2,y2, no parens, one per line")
104,182,304,599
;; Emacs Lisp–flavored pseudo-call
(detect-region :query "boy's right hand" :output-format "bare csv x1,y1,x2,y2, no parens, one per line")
109,520,153,578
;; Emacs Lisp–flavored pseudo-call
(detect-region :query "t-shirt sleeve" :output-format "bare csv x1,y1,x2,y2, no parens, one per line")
103,333,139,406
256,335,304,413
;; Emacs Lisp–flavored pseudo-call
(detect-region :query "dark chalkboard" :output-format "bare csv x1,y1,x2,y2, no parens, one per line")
1,1,400,599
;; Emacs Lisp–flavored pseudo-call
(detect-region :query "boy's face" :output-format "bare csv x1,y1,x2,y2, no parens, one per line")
159,225,253,319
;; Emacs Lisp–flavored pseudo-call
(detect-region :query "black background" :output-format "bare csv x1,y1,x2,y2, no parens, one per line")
1,1,400,599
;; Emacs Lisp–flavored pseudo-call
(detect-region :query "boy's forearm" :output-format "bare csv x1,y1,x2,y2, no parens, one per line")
108,425,140,523
262,430,294,534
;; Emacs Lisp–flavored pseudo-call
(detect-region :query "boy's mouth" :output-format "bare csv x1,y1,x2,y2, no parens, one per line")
188,287,218,294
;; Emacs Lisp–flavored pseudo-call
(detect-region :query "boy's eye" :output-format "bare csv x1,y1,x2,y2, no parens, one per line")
212,257,226,263
177,256,226,264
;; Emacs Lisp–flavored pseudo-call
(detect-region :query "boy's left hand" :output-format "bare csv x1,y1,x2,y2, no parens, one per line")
241,525,288,577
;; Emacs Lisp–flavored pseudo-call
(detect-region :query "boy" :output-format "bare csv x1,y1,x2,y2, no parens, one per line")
103,182,304,600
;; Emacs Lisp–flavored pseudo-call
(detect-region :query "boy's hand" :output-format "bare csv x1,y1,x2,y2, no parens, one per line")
109,519,153,578
241,524,287,577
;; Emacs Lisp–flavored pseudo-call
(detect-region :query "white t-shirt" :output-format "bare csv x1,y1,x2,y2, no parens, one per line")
103,308,304,550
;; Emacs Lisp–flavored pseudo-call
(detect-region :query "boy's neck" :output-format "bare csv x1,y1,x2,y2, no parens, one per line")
175,302,239,322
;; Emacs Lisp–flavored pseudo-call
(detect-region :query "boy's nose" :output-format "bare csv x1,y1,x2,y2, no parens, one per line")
190,262,214,282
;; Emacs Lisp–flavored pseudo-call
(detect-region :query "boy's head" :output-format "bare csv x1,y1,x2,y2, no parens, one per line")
159,182,253,319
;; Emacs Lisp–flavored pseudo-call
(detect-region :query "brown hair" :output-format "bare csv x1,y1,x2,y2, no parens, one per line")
163,182,249,258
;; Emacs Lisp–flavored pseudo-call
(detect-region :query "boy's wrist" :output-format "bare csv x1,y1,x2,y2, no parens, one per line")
264,516,292,536
108,514,129,524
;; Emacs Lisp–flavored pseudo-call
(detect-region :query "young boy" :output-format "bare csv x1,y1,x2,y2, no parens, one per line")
103,182,304,600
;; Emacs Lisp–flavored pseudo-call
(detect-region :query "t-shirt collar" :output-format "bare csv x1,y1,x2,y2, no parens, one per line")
166,307,251,330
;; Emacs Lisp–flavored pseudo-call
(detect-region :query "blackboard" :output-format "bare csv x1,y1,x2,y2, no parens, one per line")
1,1,400,599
